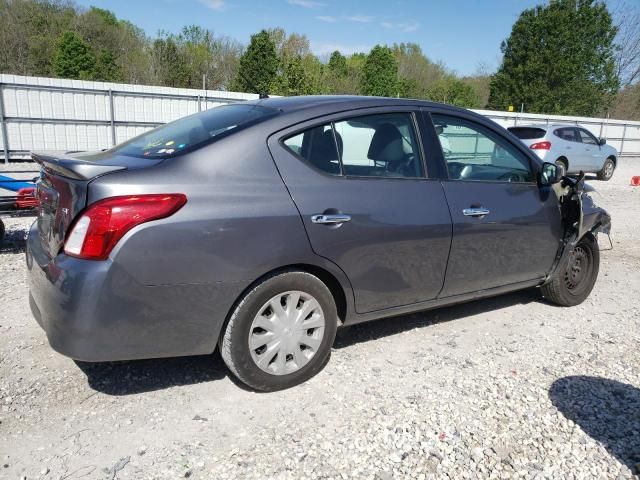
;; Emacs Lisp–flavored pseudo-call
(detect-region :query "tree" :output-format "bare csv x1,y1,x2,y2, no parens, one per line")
233,29,278,95
488,0,619,116
360,45,398,97
427,77,478,108
328,51,348,77
612,1,640,86
93,48,121,81
53,31,95,79
150,36,190,87
393,43,448,99
272,55,313,96
610,83,640,120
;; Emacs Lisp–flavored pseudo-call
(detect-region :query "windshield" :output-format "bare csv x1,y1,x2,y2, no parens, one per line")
110,103,279,159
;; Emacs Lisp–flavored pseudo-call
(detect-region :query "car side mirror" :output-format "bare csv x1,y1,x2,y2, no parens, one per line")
539,162,560,186
598,138,606,146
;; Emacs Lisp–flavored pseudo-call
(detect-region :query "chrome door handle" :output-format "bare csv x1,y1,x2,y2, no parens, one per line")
311,214,351,225
462,207,490,217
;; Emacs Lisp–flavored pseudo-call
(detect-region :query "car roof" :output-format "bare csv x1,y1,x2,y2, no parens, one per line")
509,123,584,129
248,95,447,113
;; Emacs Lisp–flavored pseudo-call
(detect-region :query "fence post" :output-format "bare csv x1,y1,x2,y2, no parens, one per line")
620,124,627,156
108,89,116,147
0,83,9,164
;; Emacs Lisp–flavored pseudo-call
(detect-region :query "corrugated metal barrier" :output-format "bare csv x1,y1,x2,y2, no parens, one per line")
1,74,638,162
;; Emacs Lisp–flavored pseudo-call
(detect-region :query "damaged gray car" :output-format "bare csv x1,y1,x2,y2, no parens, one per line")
26,96,611,391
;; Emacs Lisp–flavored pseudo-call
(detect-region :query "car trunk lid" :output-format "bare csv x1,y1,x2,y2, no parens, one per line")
32,151,163,259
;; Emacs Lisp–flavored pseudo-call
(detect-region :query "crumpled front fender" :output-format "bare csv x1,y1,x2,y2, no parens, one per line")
543,179,611,285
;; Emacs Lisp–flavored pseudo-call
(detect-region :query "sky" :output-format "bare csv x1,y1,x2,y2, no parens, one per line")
73,0,581,76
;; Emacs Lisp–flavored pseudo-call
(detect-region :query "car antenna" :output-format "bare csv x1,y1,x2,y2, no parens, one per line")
240,72,269,99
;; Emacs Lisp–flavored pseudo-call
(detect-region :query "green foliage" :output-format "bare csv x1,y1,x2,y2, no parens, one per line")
360,45,398,97
328,51,348,77
1,0,637,119
427,77,478,108
151,37,191,87
93,49,122,81
53,31,95,80
488,0,619,116
272,56,314,96
233,30,279,95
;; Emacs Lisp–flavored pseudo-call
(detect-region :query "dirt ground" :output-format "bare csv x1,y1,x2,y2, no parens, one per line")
0,159,639,480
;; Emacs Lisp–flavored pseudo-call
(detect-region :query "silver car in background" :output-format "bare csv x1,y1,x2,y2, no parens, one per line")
508,124,618,180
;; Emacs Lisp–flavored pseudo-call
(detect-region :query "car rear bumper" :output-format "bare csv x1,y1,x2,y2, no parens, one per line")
26,222,242,362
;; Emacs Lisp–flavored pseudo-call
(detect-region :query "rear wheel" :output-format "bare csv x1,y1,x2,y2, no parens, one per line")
555,158,568,177
597,157,615,181
541,234,599,306
219,270,337,391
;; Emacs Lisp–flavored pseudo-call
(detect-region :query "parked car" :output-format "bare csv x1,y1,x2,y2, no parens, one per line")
26,97,611,391
507,124,618,180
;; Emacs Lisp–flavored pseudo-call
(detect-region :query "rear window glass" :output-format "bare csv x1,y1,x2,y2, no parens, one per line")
507,127,547,140
111,103,278,158
282,112,424,178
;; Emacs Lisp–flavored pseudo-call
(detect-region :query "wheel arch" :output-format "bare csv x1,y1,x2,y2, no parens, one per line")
217,263,350,348
556,156,569,168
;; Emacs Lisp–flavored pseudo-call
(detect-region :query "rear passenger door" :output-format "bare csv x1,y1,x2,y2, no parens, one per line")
268,108,452,314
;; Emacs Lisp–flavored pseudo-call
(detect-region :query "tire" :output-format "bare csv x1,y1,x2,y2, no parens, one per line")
597,157,615,181
0,219,4,248
541,234,600,307
219,269,338,391
555,158,568,177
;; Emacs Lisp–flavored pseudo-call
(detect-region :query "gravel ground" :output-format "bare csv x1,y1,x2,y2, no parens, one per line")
1,159,639,480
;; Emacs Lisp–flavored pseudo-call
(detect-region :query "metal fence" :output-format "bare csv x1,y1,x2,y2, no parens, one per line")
1,74,639,163
0,74,257,162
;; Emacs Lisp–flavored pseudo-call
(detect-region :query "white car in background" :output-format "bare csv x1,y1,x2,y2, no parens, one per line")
507,124,618,181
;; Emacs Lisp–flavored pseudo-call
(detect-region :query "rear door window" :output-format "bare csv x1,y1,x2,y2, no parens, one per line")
554,127,581,143
282,112,424,179
284,124,341,174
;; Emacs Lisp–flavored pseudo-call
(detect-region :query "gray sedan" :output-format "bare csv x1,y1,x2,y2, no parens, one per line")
26,96,611,391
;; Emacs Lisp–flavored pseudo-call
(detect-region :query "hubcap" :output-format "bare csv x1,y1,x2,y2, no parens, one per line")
564,245,592,293
249,291,325,376
604,161,614,178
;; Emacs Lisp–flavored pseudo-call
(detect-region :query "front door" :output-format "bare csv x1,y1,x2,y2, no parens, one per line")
429,112,562,297
577,128,603,171
268,108,452,313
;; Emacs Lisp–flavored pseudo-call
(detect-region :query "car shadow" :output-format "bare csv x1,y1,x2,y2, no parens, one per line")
549,376,640,475
75,350,243,395
334,288,541,349
0,223,29,253
76,288,544,395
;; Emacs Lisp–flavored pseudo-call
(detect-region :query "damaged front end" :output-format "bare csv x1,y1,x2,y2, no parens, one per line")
544,172,612,284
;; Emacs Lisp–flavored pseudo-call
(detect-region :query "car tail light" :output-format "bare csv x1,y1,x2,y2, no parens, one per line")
64,194,187,260
530,141,551,150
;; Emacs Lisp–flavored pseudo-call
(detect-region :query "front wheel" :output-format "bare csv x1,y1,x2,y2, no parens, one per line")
597,157,615,181
541,234,600,306
219,270,338,391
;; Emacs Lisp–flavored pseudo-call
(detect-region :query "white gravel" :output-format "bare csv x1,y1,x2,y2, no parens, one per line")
1,159,639,480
